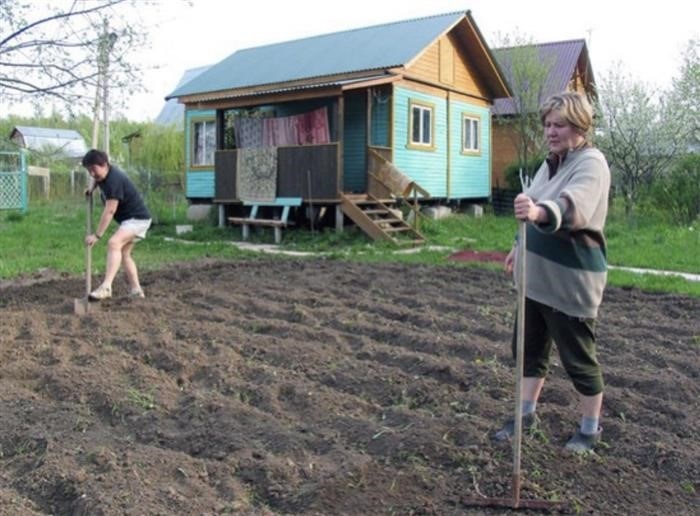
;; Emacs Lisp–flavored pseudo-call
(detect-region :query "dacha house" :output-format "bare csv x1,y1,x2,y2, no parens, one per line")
166,11,513,243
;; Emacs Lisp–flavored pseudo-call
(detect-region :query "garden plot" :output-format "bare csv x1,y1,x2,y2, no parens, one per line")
0,259,697,514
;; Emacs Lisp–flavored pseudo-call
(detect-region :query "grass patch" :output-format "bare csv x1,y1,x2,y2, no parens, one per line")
607,269,699,297
605,203,699,272
127,388,156,411
0,199,251,278
1,198,697,297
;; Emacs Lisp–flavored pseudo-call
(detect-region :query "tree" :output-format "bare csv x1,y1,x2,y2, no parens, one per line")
668,39,700,151
596,65,695,215
0,0,147,116
492,34,553,185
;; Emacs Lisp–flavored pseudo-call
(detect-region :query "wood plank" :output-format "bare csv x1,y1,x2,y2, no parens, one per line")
439,37,455,85
242,197,302,207
215,150,237,199
277,144,339,199
228,217,287,228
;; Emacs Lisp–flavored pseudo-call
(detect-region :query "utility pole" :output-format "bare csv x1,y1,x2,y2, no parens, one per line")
91,19,117,153
91,30,103,149
103,29,117,155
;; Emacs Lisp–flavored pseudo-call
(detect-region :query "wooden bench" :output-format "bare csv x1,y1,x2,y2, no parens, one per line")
228,197,302,244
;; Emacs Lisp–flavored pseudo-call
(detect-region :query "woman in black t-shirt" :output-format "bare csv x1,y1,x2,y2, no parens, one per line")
82,149,152,300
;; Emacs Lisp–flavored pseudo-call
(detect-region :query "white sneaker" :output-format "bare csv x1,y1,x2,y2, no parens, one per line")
128,287,145,298
89,284,112,300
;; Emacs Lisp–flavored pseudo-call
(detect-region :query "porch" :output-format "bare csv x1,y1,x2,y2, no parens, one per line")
213,143,426,244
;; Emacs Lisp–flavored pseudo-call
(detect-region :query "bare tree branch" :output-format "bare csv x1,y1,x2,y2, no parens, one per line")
492,33,554,186
1,38,101,54
0,0,127,48
0,0,149,113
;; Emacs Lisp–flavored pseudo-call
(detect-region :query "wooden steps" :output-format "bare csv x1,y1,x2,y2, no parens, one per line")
340,193,425,246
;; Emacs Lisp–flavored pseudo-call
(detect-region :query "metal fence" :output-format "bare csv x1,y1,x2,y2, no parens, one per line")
12,161,186,224
22,166,184,199
491,188,517,215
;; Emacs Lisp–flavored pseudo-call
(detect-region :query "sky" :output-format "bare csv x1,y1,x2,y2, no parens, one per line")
4,0,699,121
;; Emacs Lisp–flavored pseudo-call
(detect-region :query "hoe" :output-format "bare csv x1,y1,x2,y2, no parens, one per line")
74,192,99,316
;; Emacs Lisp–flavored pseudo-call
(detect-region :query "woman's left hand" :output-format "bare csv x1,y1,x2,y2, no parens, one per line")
504,247,516,274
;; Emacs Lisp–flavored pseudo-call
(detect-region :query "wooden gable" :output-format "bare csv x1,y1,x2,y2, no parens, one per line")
402,19,505,108
569,53,595,96
405,34,490,104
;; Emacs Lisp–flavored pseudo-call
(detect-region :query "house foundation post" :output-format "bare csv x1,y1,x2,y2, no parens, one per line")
335,204,344,233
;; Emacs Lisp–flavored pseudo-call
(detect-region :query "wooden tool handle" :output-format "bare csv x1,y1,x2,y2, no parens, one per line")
512,220,527,507
85,194,93,297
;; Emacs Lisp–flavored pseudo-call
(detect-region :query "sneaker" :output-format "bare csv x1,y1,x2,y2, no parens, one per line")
493,412,540,441
88,284,112,301
565,427,602,453
128,288,145,298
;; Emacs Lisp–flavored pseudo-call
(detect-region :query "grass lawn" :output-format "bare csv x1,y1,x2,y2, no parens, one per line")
1,198,698,296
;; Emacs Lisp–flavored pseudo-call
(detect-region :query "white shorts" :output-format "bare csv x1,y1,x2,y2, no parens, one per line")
120,218,152,240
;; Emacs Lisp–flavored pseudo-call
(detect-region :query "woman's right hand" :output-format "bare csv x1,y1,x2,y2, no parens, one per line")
514,193,546,223
85,234,99,247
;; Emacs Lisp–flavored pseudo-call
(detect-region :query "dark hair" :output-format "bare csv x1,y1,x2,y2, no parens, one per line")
82,149,109,167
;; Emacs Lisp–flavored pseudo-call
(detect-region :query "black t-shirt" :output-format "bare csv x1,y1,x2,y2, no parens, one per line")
98,165,151,223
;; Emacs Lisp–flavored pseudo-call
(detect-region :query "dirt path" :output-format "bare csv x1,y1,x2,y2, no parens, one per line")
1,258,697,515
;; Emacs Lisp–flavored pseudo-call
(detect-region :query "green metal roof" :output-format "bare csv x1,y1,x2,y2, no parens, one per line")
167,11,466,99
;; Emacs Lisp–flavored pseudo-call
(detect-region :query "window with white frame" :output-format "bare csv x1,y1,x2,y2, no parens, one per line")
462,115,480,153
410,102,433,147
192,119,216,166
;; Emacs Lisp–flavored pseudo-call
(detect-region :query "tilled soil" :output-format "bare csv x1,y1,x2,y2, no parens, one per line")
0,258,697,515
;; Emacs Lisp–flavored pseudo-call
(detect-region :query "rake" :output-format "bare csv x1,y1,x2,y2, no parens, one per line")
463,173,567,511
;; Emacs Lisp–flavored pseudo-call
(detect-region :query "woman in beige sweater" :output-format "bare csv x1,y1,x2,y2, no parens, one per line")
494,92,611,454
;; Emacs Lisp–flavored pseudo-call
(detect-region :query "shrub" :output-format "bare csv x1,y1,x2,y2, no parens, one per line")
503,154,546,190
647,153,700,224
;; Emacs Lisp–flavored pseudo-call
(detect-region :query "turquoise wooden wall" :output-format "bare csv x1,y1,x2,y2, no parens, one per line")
343,93,367,192
392,86,491,199
185,108,216,199
393,87,448,197
449,102,491,198
370,91,390,147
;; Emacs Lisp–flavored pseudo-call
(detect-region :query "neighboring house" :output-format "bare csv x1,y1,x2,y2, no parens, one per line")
166,11,510,239
155,65,211,129
490,39,596,188
9,126,88,159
